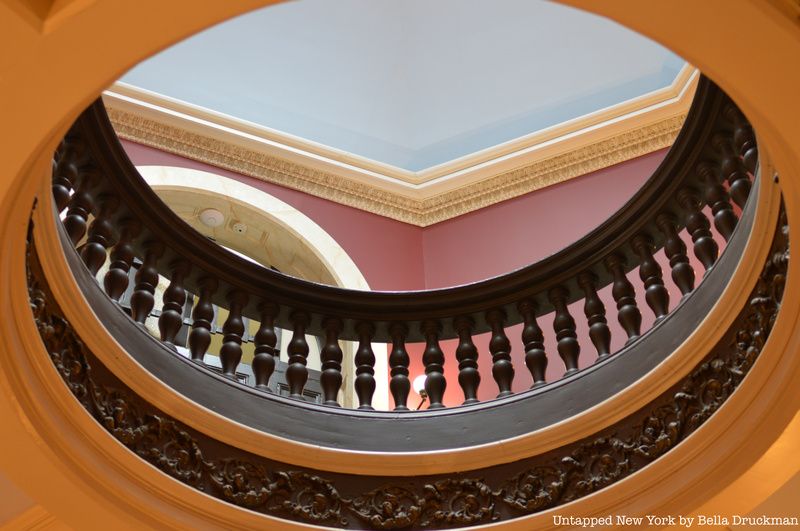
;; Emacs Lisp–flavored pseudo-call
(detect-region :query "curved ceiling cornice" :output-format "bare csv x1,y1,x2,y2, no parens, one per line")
105,0,696,225
105,68,695,226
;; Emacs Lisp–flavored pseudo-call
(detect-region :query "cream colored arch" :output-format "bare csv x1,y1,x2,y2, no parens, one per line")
138,165,389,410
139,165,370,290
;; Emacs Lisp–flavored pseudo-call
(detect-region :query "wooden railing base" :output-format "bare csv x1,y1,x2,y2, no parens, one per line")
22,185,789,528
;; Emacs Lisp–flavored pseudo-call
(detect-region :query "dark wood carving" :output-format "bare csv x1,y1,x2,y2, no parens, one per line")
656,214,695,297
253,302,279,391
46,76,762,413
549,286,580,375
679,189,719,271
576,273,611,360
354,321,376,410
388,323,411,411
699,162,737,240
52,77,749,347
188,276,217,363
220,290,248,379
518,300,547,386
80,192,117,276
632,235,670,321
158,259,190,350
52,136,84,212
454,316,480,405
422,319,447,409
27,201,788,528
103,217,139,301
724,104,758,179
286,310,311,400
486,309,514,398
605,253,642,344
717,110,755,206
320,316,344,407
62,167,95,246
129,242,162,325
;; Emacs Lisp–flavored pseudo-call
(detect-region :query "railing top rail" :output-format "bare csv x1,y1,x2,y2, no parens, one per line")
53,73,758,413
63,76,741,341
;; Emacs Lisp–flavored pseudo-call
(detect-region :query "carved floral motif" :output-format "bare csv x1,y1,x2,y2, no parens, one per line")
26,206,788,529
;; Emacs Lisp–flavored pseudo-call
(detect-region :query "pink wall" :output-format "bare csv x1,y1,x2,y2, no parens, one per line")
124,140,720,408
421,152,666,288
396,151,673,407
123,139,668,292
122,140,426,291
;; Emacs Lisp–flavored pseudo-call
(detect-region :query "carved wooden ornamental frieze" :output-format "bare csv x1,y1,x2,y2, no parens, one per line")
25,204,788,529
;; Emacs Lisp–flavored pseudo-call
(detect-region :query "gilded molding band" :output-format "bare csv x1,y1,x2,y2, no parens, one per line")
107,106,685,226
26,203,788,529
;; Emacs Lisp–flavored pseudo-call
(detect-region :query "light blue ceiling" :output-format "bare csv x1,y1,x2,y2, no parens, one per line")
121,0,685,172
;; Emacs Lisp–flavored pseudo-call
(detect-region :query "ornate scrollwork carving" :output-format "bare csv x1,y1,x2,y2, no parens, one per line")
501,466,567,512
26,204,788,528
106,105,685,227
493,208,789,514
27,240,350,527
347,479,498,529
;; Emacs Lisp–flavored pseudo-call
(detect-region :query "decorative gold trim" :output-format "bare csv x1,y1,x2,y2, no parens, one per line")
107,65,696,185
107,106,686,226
104,67,696,226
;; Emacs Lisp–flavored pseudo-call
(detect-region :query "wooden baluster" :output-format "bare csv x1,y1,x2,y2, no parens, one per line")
678,189,719,271
486,309,514,398
52,174,73,213
734,122,758,176
252,302,279,391
576,272,611,360
51,157,68,213
103,218,140,301
63,170,96,246
354,321,376,410
656,214,695,297
188,277,218,364
604,253,641,344
698,162,737,240
421,319,446,409
631,235,670,322
453,316,480,405
80,193,117,276
715,132,752,209
320,317,344,407
52,143,78,212
158,259,191,350
725,105,759,176
220,290,248,379
130,242,163,325
721,156,752,210
388,323,411,411
518,300,547,386
286,311,311,399
548,286,580,375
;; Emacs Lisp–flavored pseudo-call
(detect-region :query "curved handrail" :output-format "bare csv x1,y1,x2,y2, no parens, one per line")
49,176,761,452
52,75,757,410
27,161,785,527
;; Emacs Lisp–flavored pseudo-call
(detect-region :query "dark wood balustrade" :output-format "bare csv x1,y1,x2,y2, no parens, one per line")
50,76,757,412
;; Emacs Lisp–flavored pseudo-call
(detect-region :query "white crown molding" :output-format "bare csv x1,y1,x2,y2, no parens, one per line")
103,66,697,226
